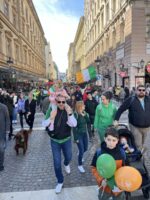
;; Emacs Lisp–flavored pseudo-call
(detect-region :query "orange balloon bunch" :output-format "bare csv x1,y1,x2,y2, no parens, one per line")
115,166,142,192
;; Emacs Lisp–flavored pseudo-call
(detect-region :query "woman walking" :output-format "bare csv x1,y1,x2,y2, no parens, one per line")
17,93,27,129
25,92,36,132
94,91,117,142
73,101,90,173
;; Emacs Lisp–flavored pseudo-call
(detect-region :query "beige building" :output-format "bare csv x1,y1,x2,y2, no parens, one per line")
45,42,55,80
0,0,46,89
84,0,150,89
68,17,85,81
68,0,150,88
67,43,75,81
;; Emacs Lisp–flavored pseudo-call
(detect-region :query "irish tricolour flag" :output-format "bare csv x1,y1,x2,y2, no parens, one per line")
76,66,96,84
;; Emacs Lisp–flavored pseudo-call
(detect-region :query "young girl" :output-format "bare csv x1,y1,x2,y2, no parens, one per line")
73,101,90,173
48,80,70,124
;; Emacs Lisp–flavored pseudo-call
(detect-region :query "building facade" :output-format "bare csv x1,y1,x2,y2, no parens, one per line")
67,43,75,82
0,0,46,89
84,0,150,89
74,16,85,71
45,42,54,80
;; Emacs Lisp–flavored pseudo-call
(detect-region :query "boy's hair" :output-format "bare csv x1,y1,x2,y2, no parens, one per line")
105,126,119,139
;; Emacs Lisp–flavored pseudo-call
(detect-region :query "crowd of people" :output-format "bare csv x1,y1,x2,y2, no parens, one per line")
0,80,150,199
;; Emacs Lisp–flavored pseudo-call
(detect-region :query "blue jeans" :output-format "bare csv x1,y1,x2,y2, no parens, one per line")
77,133,88,165
50,138,72,183
12,107,17,121
0,139,6,169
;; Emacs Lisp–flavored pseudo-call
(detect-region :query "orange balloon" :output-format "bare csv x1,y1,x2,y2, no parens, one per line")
115,166,142,192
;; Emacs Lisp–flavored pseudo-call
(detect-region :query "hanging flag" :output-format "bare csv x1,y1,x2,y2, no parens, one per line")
76,66,97,83
76,71,84,83
83,69,90,82
88,66,96,79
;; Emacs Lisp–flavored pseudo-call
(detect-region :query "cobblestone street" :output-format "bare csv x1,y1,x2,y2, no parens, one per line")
0,112,150,199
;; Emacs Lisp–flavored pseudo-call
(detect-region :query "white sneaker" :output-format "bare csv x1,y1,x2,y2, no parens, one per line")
78,165,85,173
64,164,71,174
55,183,63,194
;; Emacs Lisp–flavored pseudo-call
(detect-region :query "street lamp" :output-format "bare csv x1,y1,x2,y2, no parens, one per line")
7,57,16,88
140,59,145,68
95,56,101,74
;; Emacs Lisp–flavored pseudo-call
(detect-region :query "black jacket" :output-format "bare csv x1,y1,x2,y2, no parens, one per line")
25,99,36,115
91,142,126,167
85,98,98,116
48,108,71,140
115,95,150,128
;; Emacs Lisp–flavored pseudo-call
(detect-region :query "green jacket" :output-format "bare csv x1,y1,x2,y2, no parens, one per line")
73,112,90,141
94,101,117,130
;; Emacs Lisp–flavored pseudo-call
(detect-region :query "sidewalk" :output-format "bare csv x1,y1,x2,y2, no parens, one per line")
0,186,146,200
0,186,98,200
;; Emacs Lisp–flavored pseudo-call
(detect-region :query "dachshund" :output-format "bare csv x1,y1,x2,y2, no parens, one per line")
14,129,31,155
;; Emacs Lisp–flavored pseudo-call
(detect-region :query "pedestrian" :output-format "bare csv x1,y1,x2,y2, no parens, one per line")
119,86,126,104
91,127,126,200
74,86,83,101
25,92,36,132
94,91,117,142
85,92,98,140
45,94,77,194
17,93,27,129
0,102,10,171
73,101,90,173
114,84,150,156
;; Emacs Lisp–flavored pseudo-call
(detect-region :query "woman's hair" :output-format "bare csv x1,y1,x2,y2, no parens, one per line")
75,101,84,113
105,126,119,139
102,91,113,100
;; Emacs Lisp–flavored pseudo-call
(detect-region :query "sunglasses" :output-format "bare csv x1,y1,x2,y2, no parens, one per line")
138,89,145,92
57,101,66,104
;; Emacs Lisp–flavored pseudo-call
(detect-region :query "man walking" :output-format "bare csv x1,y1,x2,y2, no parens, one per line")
45,94,77,194
114,85,150,155
0,102,10,171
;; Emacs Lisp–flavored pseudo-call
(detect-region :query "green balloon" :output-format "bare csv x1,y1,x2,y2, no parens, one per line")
96,154,116,179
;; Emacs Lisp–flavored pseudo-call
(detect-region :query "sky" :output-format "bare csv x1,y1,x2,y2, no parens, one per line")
32,0,84,73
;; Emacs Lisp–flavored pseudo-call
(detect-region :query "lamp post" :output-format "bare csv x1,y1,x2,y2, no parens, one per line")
7,57,16,89
95,56,101,74
137,59,145,73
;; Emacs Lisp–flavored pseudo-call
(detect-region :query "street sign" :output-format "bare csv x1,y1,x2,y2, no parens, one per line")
146,63,150,73
119,71,127,77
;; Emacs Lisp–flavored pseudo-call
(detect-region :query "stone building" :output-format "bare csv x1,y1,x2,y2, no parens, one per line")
84,0,150,88
0,0,46,89
69,0,150,88
45,42,55,80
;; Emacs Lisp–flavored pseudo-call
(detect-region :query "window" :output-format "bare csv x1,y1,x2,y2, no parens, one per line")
32,54,34,68
112,30,116,48
0,31,2,52
120,23,125,43
4,1,9,17
106,36,109,51
15,44,19,61
22,20,25,34
24,48,27,64
28,51,31,66
26,8,28,22
97,19,100,34
6,37,12,57
106,3,109,23
13,12,17,28
101,12,104,30
112,0,116,15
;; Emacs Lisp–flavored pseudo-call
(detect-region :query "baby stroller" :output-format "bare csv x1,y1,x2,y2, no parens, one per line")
117,124,150,200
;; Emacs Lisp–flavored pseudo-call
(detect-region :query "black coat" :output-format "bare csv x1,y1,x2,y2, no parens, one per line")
25,99,36,115
115,95,150,128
